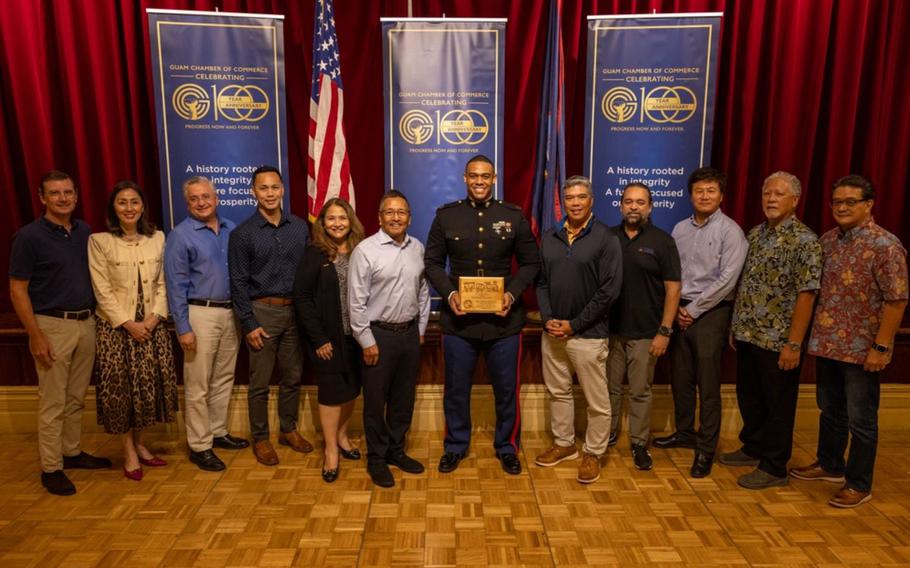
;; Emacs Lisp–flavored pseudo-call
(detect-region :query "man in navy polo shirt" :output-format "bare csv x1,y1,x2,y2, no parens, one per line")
9,170,112,496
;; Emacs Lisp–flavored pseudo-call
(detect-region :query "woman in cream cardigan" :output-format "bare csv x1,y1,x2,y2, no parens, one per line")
88,181,178,481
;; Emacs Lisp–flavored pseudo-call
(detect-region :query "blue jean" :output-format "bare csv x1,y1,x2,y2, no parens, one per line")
815,356,880,492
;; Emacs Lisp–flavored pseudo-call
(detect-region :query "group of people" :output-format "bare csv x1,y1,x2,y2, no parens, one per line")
9,157,907,510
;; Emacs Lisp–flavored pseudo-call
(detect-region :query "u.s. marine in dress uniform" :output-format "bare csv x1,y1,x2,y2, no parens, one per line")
424,155,540,475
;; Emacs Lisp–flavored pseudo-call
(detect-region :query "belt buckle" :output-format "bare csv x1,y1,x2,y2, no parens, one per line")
476,269,485,277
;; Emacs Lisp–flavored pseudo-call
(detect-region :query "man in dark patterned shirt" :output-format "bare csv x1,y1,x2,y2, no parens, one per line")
790,175,908,508
229,166,312,466
724,172,821,489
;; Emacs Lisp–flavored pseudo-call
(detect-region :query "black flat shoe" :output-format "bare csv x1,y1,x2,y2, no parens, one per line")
653,432,697,450
691,452,714,478
322,466,339,483
438,452,465,473
213,434,250,450
189,449,226,472
498,453,522,475
338,445,361,460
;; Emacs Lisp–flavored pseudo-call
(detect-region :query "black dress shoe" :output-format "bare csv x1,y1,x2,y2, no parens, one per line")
498,453,522,475
213,434,250,450
653,432,697,449
387,452,425,474
41,470,76,496
338,445,361,460
322,465,339,483
368,462,395,488
608,431,618,447
63,451,112,469
691,452,714,478
189,449,226,472
438,452,465,473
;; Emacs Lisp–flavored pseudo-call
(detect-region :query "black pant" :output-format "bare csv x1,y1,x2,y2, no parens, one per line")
735,341,801,477
669,303,731,454
362,323,421,464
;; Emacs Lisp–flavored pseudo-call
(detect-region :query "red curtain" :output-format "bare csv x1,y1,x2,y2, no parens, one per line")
2,0,909,312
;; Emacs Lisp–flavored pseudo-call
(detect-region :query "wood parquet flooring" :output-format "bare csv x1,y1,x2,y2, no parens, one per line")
0,429,909,567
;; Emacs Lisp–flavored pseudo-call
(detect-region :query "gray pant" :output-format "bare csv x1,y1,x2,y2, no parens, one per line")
247,303,302,441
607,335,657,447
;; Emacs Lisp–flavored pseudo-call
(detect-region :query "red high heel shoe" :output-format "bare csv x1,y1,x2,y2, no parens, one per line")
123,465,143,481
138,456,167,467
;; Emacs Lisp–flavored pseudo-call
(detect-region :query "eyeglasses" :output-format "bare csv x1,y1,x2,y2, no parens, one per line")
830,198,868,208
380,209,410,218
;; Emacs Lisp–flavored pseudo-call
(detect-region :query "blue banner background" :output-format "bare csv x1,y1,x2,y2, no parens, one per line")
382,20,506,245
148,11,289,231
583,15,721,232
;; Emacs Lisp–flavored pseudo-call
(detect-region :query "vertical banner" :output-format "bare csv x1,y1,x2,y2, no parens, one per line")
584,13,722,231
381,19,506,244
148,9,289,231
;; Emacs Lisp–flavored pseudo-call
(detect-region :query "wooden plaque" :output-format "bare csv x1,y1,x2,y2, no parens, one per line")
458,276,505,313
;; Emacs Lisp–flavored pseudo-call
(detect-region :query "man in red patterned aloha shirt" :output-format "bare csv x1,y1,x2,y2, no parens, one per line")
790,175,908,508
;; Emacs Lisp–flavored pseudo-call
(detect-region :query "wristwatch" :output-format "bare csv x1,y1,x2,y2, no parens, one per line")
784,341,801,352
871,342,891,353
658,325,673,337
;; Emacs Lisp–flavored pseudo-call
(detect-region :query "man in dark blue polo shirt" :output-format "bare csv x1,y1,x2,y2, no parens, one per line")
229,166,311,466
9,170,112,496
607,183,681,471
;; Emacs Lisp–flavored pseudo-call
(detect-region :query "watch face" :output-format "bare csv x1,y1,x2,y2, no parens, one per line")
873,343,889,353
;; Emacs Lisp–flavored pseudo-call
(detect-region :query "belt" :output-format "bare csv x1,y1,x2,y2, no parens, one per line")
37,309,93,321
370,319,415,332
188,299,233,309
254,296,293,306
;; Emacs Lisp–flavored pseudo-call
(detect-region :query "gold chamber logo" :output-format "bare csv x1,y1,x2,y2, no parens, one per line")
172,84,210,120
399,110,434,145
644,86,697,123
439,110,489,145
172,83,270,122
601,87,638,123
216,85,269,122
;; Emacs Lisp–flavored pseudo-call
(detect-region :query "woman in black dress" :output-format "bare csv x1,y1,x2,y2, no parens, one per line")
293,198,365,482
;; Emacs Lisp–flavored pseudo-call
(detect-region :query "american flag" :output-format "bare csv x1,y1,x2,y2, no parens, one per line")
308,0,355,220
530,0,566,237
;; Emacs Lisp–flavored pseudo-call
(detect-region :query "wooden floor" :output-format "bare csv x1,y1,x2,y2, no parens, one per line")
1,429,909,567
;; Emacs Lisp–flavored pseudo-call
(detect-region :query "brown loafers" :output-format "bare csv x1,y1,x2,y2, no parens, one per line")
253,440,279,466
278,430,314,453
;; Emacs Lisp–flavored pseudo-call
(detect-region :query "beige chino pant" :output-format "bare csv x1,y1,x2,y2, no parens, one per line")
541,334,612,455
183,305,240,452
34,315,95,472
607,335,658,447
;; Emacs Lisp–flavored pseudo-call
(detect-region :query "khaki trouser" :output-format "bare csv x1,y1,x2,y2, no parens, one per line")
183,305,240,452
607,335,658,447
35,315,95,472
541,334,612,455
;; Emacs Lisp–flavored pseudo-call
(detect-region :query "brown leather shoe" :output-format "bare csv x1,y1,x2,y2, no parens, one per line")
576,452,602,484
534,444,579,467
828,486,872,508
278,430,314,453
253,440,279,466
789,461,845,483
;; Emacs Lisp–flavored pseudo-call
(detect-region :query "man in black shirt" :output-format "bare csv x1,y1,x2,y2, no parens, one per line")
607,183,682,471
535,176,622,484
9,170,112,496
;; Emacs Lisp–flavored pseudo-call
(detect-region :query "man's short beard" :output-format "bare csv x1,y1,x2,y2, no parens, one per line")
623,215,646,228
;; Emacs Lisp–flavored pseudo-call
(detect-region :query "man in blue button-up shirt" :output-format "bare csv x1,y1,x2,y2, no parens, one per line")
229,166,312,466
165,176,250,472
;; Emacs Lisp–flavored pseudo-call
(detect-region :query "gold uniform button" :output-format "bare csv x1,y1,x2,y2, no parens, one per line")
478,212,484,217
477,260,483,265
479,227,484,232
478,243,484,249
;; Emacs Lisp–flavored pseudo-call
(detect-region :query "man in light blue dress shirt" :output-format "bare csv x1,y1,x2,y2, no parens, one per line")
165,176,249,472
653,167,747,478
349,190,431,488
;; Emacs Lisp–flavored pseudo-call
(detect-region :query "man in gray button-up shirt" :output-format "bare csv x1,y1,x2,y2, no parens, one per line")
653,167,747,479
349,190,430,488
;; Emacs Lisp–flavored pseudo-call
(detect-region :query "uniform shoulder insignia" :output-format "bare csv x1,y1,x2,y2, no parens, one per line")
438,200,462,211
498,200,521,211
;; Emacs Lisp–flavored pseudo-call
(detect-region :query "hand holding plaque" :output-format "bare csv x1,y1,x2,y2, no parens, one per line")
458,276,505,314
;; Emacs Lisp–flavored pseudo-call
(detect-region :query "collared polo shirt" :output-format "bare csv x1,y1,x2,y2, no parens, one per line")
732,216,822,351
610,221,681,339
808,217,908,364
164,215,236,336
9,216,94,312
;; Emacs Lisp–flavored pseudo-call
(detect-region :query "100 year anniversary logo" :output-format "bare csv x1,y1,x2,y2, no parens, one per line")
599,66,700,130
169,64,270,129
397,91,490,153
